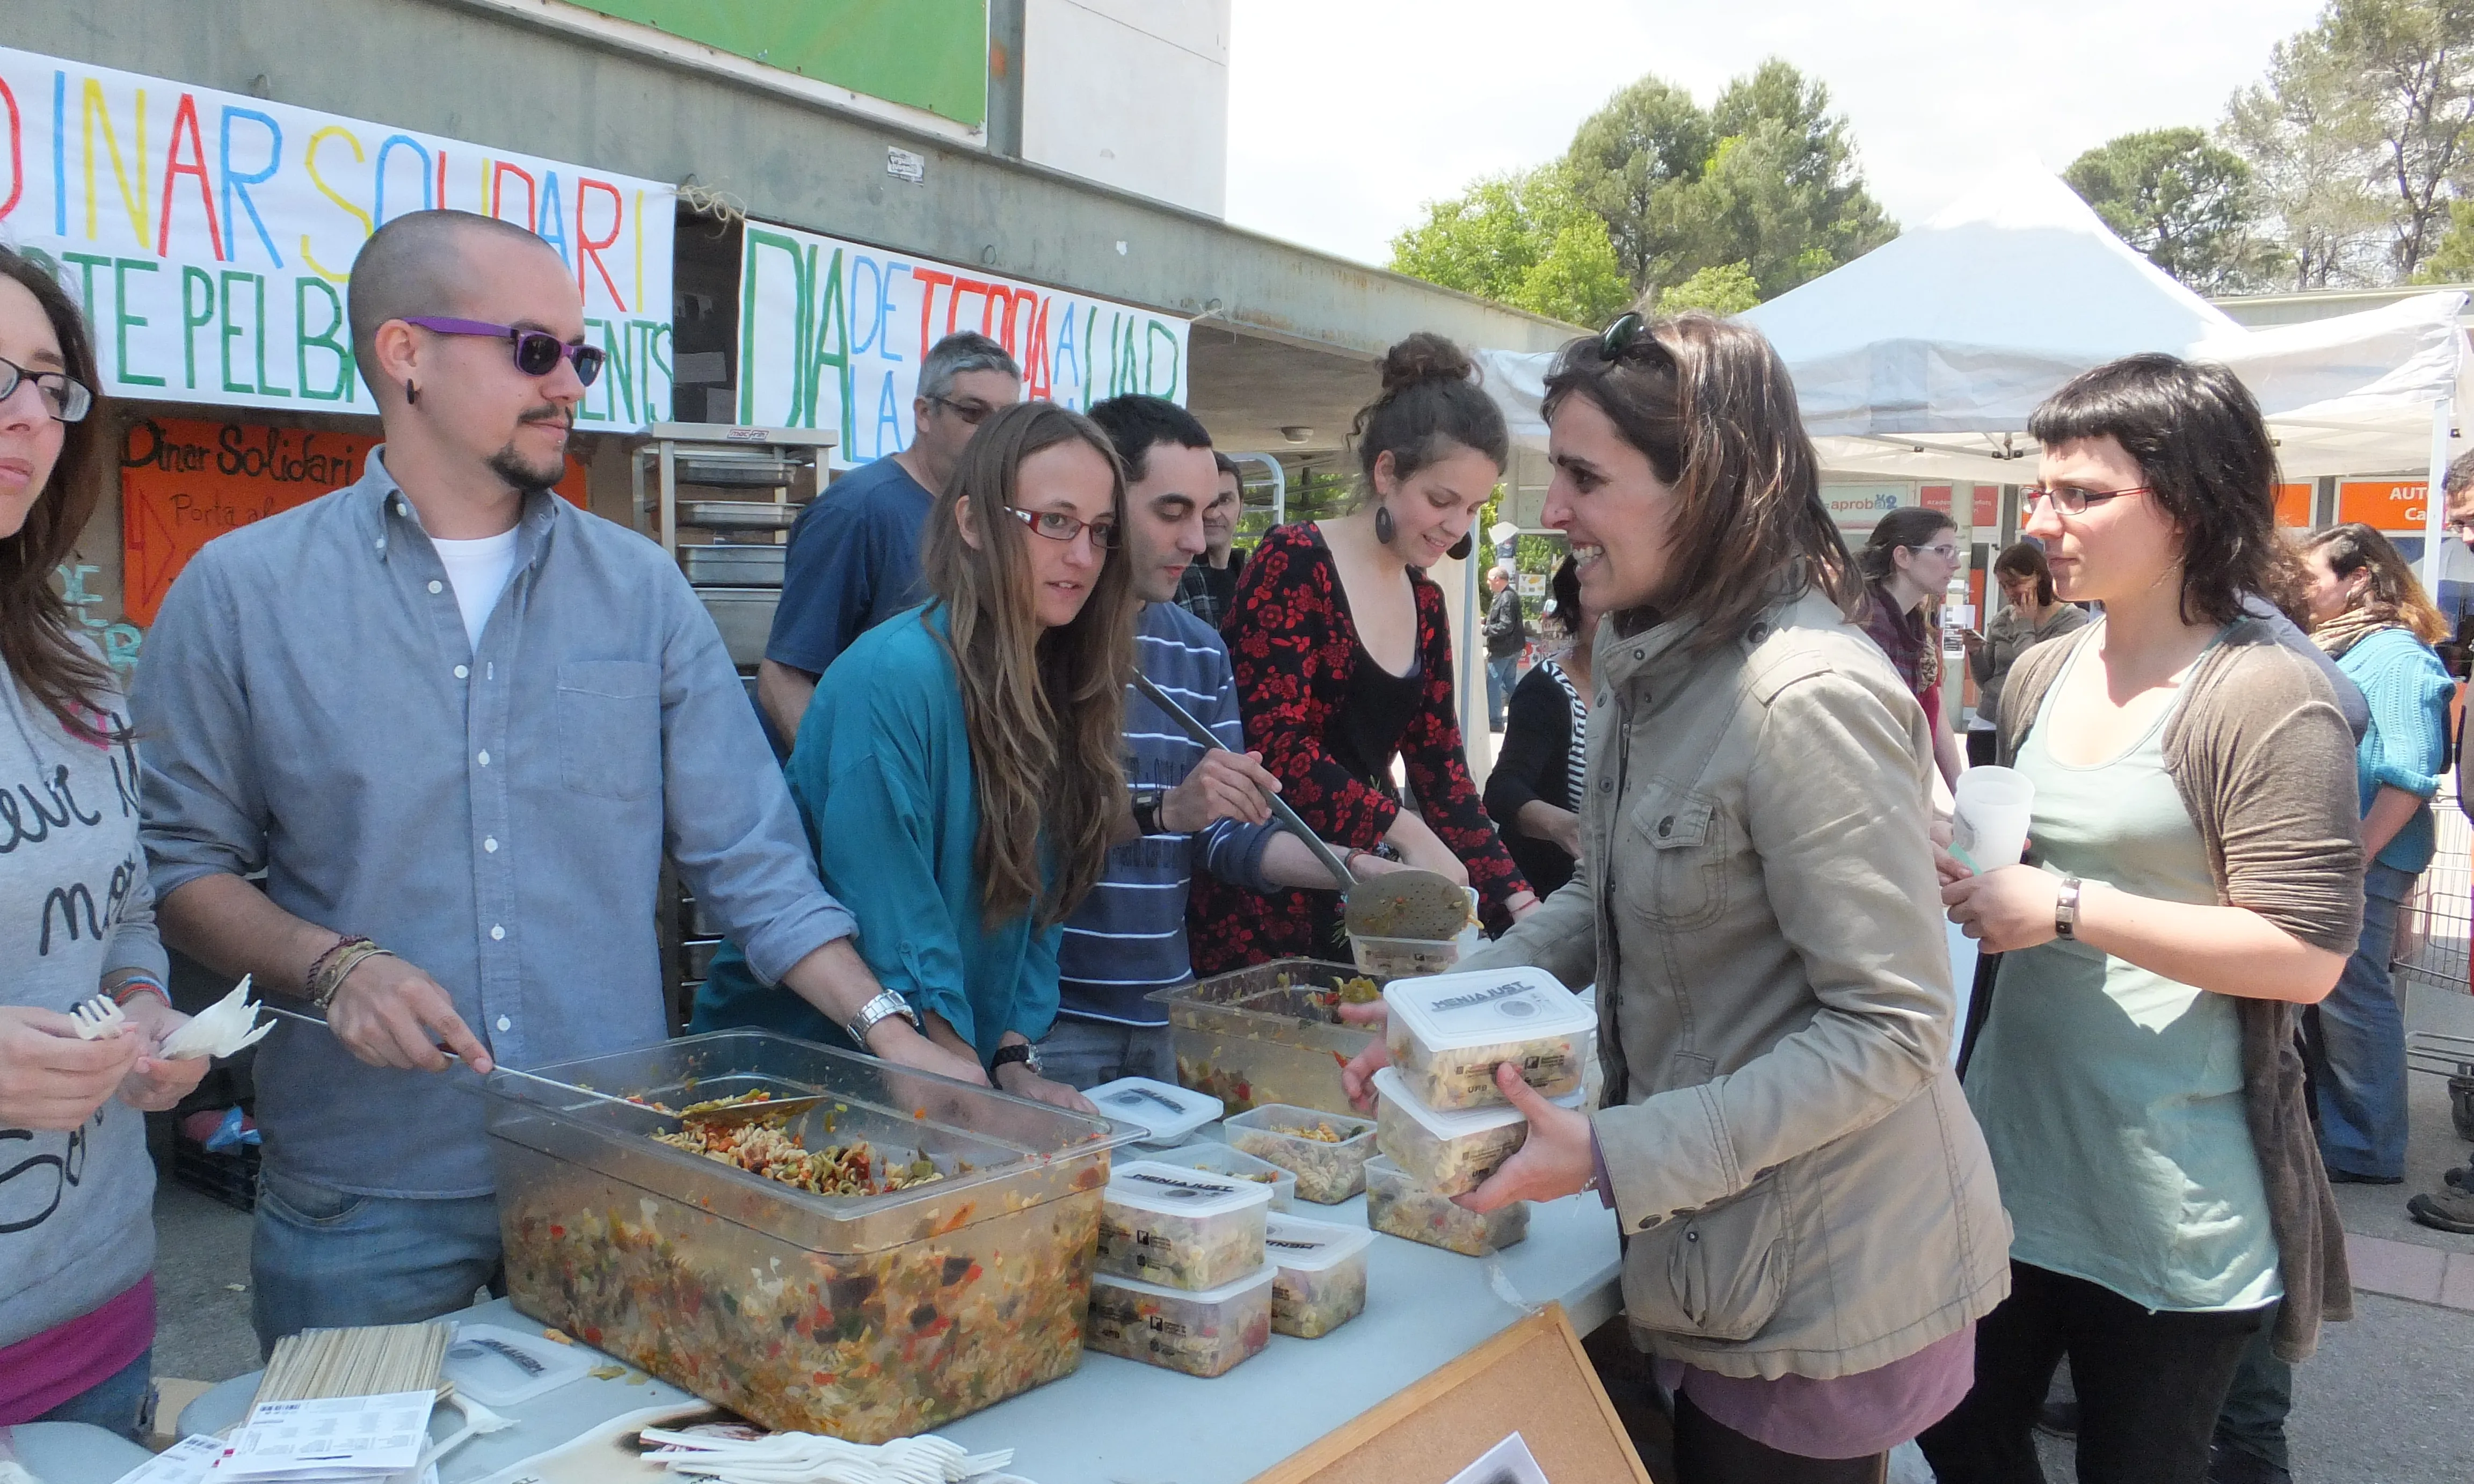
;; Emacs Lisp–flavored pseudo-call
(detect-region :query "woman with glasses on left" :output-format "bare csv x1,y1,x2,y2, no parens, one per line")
1860,506,1969,792
0,247,208,1437
694,402,1130,1112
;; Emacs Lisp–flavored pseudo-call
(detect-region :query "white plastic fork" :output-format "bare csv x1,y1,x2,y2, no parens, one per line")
68,995,128,1040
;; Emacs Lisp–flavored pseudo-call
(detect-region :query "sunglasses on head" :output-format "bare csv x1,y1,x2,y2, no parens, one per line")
1593,311,1675,368
403,316,606,385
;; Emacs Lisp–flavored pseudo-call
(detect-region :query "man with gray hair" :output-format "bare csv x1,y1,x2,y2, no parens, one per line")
1481,563,1526,733
756,331,1022,745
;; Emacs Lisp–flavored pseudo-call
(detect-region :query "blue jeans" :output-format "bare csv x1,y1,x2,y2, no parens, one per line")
1486,654,1519,729
2311,861,2417,1180
1036,1017,1177,1092
31,1347,150,1441
250,1166,504,1357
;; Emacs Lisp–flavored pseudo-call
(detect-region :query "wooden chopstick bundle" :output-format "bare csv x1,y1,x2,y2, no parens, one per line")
253,1321,452,1403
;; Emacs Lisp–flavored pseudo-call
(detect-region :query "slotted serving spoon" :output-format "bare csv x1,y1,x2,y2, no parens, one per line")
1128,671,1470,943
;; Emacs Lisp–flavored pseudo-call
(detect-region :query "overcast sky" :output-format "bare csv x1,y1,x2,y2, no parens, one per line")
1225,0,2329,267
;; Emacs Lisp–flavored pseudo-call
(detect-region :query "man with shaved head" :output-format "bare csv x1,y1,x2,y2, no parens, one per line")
134,210,983,1350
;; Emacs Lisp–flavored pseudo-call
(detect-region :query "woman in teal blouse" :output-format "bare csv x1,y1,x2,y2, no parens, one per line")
2300,522,2456,1182
696,402,1136,1110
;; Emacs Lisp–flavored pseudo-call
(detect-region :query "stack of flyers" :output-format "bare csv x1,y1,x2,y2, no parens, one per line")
205,1391,440,1484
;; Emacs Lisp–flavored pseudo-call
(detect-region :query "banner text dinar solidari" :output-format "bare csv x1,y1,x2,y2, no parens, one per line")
0,45,679,430
739,220,1190,462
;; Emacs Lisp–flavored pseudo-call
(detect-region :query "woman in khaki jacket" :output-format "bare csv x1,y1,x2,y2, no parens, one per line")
1347,312,2010,1482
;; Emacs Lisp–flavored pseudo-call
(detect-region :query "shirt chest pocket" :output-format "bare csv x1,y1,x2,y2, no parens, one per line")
555,661,661,801
1619,781,1727,930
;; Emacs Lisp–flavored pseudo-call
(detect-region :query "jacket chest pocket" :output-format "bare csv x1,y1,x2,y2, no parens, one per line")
556,661,661,801
1619,782,1727,929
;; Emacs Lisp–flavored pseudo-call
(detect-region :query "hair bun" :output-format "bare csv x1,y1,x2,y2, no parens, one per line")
1378,332,1476,395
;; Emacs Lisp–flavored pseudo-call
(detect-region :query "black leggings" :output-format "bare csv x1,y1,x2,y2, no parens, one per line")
1673,1390,1886,1484
1918,1262,2269,1484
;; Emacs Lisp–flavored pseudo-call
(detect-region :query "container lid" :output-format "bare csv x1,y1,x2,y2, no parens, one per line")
1107,1160,1276,1220
1264,1212,1377,1272
1225,1104,1374,1144
1086,1077,1223,1144
1091,1260,1277,1305
1372,1066,1584,1139
1381,966,1595,1052
1153,1140,1298,1192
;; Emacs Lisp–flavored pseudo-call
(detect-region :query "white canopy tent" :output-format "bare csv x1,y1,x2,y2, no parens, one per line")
1476,161,2474,591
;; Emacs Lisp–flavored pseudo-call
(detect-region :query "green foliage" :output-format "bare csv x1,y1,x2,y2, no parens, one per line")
2413,198,2474,279
1657,261,1762,315
1389,165,1632,326
2064,128,2275,293
2224,0,2474,286
1390,59,1893,323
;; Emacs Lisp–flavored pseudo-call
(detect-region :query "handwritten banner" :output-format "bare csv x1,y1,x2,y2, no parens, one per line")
120,416,584,625
0,45,678,430
737,219,1189,463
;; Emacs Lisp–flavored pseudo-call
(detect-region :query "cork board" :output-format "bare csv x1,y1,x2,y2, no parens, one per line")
1250,1304,1656,1484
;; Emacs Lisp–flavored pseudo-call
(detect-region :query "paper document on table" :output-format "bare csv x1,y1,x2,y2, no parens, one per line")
210,1391,435,1478
110,1436,225,1484
1444,1431,1552,1484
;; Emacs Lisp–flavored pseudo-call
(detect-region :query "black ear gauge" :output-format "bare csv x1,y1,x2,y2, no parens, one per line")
1373,504,1397,544
405,380,420,405
1447,532,1474,561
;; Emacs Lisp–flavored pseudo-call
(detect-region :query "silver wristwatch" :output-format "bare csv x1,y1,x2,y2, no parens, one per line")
2054,876,2083,941
844,990,922,1048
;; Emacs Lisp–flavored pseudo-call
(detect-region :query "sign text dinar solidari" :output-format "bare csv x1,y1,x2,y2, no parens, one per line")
0,46,678,430
738,220,1190,463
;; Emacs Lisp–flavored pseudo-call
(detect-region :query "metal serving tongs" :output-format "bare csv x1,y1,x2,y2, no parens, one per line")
1129,671,1472,943
265,1002,832,1130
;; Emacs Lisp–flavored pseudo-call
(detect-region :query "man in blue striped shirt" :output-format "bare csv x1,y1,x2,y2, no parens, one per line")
1039,398,1389,1088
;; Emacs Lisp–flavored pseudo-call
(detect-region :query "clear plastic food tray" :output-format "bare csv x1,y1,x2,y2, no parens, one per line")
482,1029,1128,1442
1223,1104,1377,1204
1086,1264,1274,1377
1364,1154,1529,1257
1263,1213,1375,1338
1382,966,1595,1110
1096,1160,1272,1291
1151,959,1379,1116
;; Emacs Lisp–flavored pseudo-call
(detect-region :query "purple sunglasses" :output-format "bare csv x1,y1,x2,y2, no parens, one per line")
402,316,606,385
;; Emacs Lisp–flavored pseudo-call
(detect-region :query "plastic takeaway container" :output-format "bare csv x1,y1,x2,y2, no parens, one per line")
1372,1066,1585,1197
1097,1160,1273,1291
1263,1212,1376,1338
1222,1104,1378,1204
1086,1264,1275,1377
1381,966,1596,1111
1363,1154,1529,1257
1085,1076,1223,1147
1147,1139,1299,1212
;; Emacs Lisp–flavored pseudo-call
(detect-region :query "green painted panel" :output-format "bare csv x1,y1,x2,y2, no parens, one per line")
580,1,987,126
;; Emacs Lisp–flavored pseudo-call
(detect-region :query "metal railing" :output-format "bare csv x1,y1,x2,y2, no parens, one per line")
2399,781,2474,1081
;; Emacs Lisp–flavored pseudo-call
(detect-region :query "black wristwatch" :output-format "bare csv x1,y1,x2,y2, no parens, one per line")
1131,788,1167,837
990,1041,1042,1078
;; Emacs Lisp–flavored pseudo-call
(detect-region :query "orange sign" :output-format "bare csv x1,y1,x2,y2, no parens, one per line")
2274,483,2313,528
1920,485,1953,514
2337,479,2429,533
1972,485,1999,527
120,417,586,626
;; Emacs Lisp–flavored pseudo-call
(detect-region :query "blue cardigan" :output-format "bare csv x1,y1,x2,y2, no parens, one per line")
693,605,1061,1063
2335,626,2456,876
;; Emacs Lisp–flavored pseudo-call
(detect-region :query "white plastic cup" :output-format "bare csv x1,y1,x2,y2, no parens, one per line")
1951,767,2034,871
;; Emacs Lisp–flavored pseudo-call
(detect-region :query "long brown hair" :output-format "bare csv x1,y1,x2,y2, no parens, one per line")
1993,541,2058,607
1541,312,1860,647
2306,522,2448,644
921,401,1137,928
0,248,116,743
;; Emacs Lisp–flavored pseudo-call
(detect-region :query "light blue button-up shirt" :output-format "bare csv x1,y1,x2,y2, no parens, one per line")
134,450,855,1197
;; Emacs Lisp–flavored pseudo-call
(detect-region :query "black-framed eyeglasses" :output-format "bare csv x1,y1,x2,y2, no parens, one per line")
402,316,606,386
929,394,998,426
2022,483,2152,515
0,355,92,423
1008,505,1120,549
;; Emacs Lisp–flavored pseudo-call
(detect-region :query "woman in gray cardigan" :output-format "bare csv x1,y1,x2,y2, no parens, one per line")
1925,355,2360,1484
1348,312,2011,1483
0,248,205,1435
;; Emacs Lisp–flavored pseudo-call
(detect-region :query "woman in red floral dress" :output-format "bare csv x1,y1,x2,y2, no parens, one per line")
1190,334,1538,972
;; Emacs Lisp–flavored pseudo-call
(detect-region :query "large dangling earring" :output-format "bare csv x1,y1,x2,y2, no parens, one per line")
404,380,420,406
1446,532,1473,561
1373,504,1396,544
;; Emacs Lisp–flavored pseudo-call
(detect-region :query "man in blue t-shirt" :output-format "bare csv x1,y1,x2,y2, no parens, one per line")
755,332,1022,747
1036,396,1394,1089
